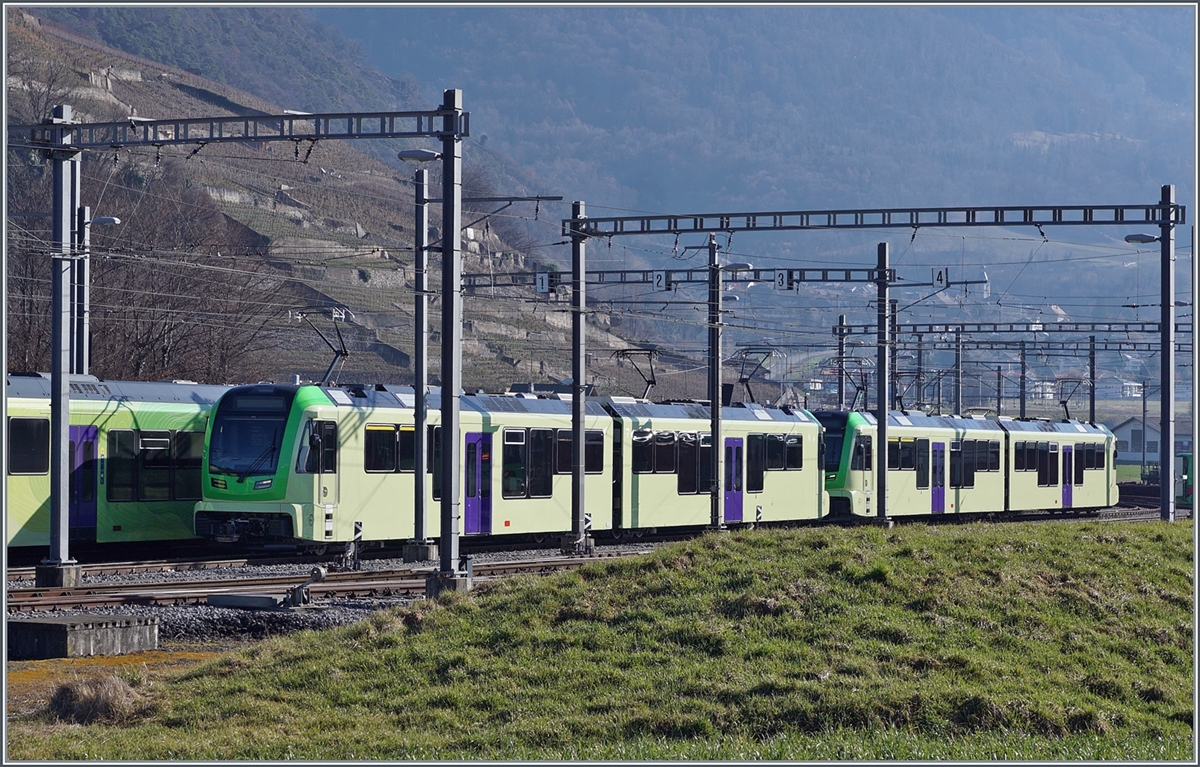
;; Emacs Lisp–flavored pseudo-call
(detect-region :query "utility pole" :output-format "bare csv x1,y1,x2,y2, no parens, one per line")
1020,340,1028,418
889,297,899,410
708,233,724,529
404,168,437,563
875,243,890,521
1158,184,1176,522
955,330,963,415
1089,335,1096,424
837,314,847,409
38,105,83,588
567,201,593,553
434,89,468,593
14,101,473,587
996,367,1003,415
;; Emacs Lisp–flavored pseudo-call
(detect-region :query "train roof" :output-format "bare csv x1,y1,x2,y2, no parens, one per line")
602,398,815,424
997,417,1113,436
310,384,611,416
6,373,230,405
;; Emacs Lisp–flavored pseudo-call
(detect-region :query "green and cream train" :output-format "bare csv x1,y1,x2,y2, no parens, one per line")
192,382,828,548
814,410,1118,517
6,373,229,549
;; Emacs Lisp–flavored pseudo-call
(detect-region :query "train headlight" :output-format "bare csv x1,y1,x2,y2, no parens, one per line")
211,478,227,489
253,479,273,490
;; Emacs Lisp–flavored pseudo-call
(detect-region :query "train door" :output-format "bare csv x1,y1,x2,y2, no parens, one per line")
464,432,493,535
724,437,744,523
1062,446,1073,509
69,425,98,537
931,442,946,514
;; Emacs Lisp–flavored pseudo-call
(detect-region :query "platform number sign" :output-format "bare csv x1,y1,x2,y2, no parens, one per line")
775,270,789,290
536,273,550,294
933,268,950,289
654,271,670,291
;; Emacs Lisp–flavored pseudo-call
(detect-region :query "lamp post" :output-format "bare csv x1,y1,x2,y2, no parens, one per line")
707,238,753,529
397,157,440,563
1124,183,1177,522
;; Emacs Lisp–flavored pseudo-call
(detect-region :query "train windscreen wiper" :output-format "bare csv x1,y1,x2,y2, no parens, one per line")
236,435,278,483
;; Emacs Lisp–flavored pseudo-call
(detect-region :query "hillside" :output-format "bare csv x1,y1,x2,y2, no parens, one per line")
8,7,1194,412
4,9,693,397
6,523,1194,759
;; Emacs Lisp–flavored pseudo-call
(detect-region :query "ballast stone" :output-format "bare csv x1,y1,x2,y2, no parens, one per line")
7,615,159,659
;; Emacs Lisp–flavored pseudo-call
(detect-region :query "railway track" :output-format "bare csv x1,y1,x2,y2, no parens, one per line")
5,552,637,613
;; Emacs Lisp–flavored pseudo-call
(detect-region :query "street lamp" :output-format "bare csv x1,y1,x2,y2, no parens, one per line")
1125,233,1160,245
398,149,441,564
1126,183,1177,522
38,207,121,588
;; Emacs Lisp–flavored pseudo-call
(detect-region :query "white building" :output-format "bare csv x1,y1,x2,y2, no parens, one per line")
1108,417,1194,465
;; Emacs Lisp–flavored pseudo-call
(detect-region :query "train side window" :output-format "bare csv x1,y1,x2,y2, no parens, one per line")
138,431,173,501
1096,442,1106,469
1014,441,1026,471
554,429,606,475
365,425,398,473
785,435,803,470
961,440,977,487
949,441,963,487
899,439,916,470
1084,443,1096,470
502,429,527,498
1048,443,1059,485
915,439,930,488
747,433,766,493
585,431,604,473
1037,442,1050,486
555,429,572,474
655,431,677,474
698,434,713,491
107,430,137,501
988,440,1000,472
80,440,97,503
887,438,900,471
850,435,872,470
397,427,415,472
319,422,338,474
632,430,654,474
765,434,787,470
429,426,442,500
1075,445,1086,486
7,417,50,475
173,431,204,501
677,432,699,494
528,428,554,498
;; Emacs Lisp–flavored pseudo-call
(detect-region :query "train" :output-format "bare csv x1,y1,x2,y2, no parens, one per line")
190,381,1118,554
5,373,229,550
6,374,1122,558
1176,452,1193,507
814,409,1118,517
192,382,826,548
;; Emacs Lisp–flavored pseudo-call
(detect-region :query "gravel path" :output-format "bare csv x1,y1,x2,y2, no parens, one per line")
6,543,662,645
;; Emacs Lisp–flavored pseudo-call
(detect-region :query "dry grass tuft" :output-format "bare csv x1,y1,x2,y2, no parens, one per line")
46,674,150,725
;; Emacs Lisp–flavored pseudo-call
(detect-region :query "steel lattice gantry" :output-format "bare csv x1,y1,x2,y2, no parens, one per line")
561,191,1187,524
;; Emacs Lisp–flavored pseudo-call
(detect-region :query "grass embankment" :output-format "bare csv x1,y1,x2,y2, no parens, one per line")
8,521,1194,760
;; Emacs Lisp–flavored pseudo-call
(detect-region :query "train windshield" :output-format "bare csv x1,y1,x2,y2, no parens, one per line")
208,387,297,479
813,411,849,471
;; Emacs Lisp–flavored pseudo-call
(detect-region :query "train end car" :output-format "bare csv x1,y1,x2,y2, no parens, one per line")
1000,417,1117,513
814,408,1118,518
6,373,229,549
194,383,616,549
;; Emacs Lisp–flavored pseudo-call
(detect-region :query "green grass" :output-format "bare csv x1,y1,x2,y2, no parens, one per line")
8,521,1195,760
